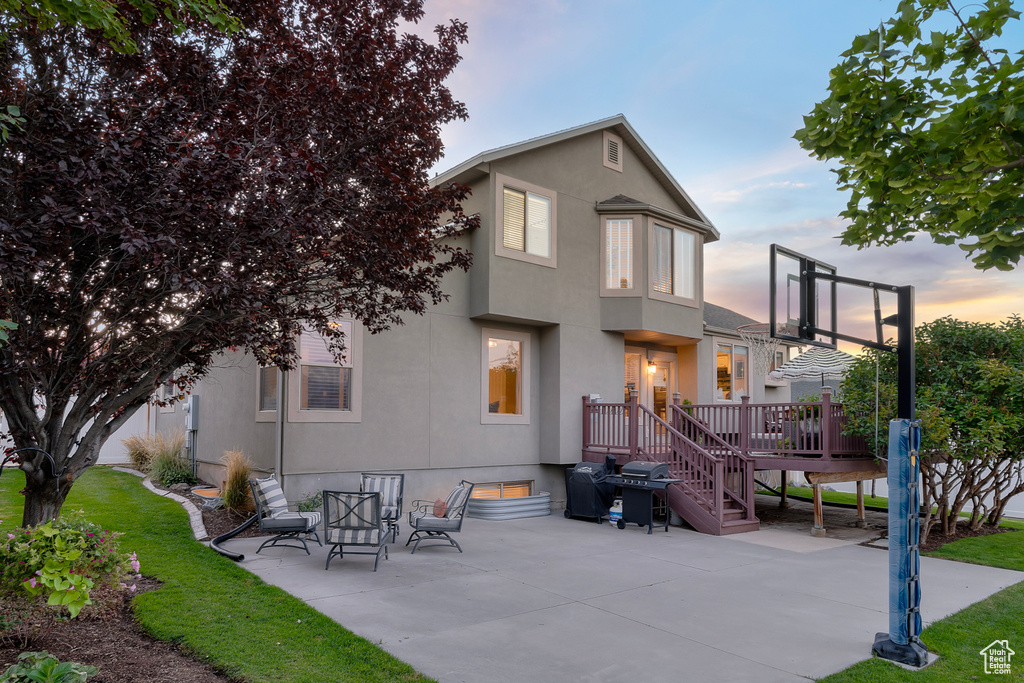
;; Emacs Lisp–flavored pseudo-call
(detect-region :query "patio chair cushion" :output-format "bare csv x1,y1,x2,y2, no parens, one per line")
381,505,399,520
409,510,462,531
263,510,320,531
252,476,289,516
325,526,386,545
444,484,470,516
361,474,402,508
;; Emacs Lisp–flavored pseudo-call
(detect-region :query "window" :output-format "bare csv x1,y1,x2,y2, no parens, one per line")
650,222,698,305
602,216,639,294
255,365,278,422
603,131,623,172
158,377,178,413
715,340,749,402
481,328,530,424
288,319,363,423
495,174,557,268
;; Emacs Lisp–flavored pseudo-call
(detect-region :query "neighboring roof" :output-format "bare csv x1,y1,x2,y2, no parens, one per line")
432,115,720,242
703,302,759,333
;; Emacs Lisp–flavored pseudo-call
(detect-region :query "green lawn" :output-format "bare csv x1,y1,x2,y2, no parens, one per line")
0,467,431,683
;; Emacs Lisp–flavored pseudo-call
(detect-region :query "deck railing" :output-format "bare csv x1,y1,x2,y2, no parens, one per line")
677,393,869,460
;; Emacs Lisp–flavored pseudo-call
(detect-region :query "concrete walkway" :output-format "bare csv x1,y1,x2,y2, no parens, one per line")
220,505,1023,683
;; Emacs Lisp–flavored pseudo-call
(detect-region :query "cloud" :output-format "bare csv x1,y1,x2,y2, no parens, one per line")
708,181,810,205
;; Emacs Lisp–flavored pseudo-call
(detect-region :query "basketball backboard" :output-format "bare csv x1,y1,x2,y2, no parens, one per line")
769,244,837,348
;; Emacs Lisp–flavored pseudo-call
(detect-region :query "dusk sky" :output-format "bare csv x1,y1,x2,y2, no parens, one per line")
418,0,1023,350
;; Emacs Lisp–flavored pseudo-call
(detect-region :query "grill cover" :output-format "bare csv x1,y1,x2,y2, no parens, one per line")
565,457,616,522
620,461,670,480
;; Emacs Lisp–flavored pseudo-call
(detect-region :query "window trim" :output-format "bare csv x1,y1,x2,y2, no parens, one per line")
713,337,749,404
603,131,624,172
158,378,177,413
647,219,701,308
481,328,531,425
600,214,642,297
494,173,558,269
255,365,279,423
287,319,363,423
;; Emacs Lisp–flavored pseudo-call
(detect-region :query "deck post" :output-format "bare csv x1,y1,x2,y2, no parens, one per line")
628,389,639,459
811,483,826,537
581,395,591,461
779,471,789,508
856,480,866,528
739,395,751,456
820,388,833,459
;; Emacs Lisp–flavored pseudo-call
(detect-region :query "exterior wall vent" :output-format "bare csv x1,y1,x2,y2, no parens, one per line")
603,131,624,172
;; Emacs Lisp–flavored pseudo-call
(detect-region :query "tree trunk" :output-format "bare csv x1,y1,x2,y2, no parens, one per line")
21,473,73,528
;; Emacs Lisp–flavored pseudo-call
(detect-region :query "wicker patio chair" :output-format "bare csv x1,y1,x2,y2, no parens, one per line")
249,476,322,555
322,490,390,571
406,480,475,554
360,472,404,542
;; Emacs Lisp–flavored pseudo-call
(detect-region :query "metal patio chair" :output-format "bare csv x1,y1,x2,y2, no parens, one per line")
323,490,390,571
249,476,322,555
406,480,475,554
360,472,404,542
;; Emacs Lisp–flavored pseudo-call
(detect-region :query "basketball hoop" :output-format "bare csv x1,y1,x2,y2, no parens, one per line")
737,323,781,376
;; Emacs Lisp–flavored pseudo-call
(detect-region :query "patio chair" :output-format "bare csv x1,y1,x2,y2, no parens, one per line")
323,490,390,571
360,472,404,542
249,476,322,555
406,480,475,554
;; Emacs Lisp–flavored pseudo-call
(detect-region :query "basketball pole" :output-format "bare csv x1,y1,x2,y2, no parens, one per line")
871,285,929,667
770,245,929,668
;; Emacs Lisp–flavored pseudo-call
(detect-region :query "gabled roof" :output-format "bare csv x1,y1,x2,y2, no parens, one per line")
433,115,719,241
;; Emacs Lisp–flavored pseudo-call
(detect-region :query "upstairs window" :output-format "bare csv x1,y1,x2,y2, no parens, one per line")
600,215,640,296
495,174,557,268
259,367,278,411
650,223,698,305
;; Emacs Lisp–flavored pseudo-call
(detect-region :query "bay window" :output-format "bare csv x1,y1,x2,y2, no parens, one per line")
650,222,698,304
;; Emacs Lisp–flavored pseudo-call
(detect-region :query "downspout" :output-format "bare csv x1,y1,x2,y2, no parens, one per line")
275,368,284,487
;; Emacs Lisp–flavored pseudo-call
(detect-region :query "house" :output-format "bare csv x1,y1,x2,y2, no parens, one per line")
156,116,872,534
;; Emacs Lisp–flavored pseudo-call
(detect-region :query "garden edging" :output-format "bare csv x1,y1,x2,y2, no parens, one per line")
113,466,209,540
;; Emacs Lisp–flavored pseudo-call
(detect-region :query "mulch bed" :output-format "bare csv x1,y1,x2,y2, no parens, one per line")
1,480,268,681
0,578,235,682
919,521,1016,553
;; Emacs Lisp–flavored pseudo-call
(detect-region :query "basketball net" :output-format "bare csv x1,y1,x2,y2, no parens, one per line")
737,323,782,376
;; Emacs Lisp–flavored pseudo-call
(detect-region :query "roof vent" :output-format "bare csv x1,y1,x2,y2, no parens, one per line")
603,131,623,172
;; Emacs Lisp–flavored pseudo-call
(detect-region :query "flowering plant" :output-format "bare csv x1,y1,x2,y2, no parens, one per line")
0,512,138,620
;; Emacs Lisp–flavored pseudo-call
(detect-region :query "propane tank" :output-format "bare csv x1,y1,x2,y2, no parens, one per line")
609,498,623,525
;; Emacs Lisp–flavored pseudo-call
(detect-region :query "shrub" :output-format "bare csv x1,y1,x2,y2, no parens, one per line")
1,651,98,682
0,512,138,646
149,430,195,486
296,491,322,513
221,450,253,511
121,433,153,473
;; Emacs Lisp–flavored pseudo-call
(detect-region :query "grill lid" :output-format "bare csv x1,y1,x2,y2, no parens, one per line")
620,461,669,480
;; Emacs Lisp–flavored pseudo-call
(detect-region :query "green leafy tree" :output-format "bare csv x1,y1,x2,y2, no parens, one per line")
841,316,1024,541
795,0,1024,271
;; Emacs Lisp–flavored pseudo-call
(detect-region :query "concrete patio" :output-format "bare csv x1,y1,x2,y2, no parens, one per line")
219,499,1023,683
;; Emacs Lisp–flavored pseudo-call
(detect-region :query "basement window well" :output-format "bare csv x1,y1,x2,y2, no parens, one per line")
467,481,551,520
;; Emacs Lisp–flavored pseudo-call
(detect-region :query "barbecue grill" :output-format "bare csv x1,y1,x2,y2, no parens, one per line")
606,461,680,534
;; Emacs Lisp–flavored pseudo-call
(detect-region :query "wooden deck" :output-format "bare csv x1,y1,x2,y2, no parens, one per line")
581,392,881,535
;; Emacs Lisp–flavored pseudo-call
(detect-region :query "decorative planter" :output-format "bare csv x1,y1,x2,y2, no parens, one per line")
467,492,551,520
191,487,224,510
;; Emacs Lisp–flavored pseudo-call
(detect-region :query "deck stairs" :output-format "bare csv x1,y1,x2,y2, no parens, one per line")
583,393,759,536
